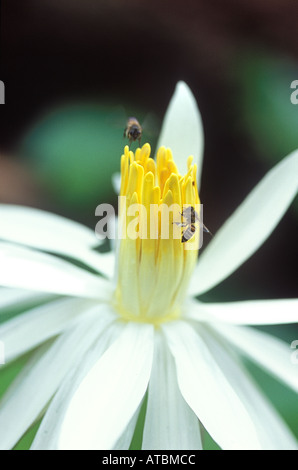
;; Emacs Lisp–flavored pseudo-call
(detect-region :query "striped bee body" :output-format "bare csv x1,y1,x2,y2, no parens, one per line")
174,205,212,243
181,223,197,243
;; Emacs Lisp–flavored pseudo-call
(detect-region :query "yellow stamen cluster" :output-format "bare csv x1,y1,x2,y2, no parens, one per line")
115,144,200,325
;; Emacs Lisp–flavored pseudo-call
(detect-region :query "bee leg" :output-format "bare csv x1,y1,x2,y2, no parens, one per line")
173,222,186,226
203,224,213,237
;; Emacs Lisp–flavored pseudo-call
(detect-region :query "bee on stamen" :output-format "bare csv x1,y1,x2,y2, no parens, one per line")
174,206,212,243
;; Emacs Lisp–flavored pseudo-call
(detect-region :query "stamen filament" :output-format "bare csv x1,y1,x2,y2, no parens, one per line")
115,144,200,324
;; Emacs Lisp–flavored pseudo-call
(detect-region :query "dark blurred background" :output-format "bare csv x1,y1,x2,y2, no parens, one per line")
0,0,298,448
1,0,297,301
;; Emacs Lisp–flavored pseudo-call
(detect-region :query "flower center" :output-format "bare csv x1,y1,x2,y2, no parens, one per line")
114,144,200,325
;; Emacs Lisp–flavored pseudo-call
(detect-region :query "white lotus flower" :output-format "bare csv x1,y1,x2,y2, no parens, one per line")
0,82,298,451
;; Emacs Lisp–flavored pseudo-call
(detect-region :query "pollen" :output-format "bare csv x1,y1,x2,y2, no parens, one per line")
115,144,200,324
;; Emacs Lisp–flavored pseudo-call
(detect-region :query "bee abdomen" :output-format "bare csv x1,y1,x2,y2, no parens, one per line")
181,224,196,243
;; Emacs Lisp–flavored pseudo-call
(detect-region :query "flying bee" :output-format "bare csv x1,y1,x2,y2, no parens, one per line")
174,206,212,243
124,117,143,146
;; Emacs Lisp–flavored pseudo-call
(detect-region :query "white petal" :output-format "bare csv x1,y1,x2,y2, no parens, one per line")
0,204,103,251
79,250,116,280
0,306,114,450
0,287,50,312
210,324,298,393
186,298,298,325
58,322,154,450
162,321,262,450
0,242,112,299
156,81,204,186
113,406,141,450
31,319,123,450
142,330,202,450
199,325,298,449
0,204,115,277
112,172,121,195
0,297,99,362
189,149,298,296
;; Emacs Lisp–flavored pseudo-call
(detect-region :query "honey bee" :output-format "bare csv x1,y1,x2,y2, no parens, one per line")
124,117,143,145
174,206,212,243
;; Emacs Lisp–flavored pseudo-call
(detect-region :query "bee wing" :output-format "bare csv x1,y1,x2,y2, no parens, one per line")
141,112,160,138
193,210,213,236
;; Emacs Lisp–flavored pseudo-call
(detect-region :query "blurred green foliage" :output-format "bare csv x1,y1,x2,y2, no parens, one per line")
20,104,157,220
235,50,298,215
237,50,298,164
